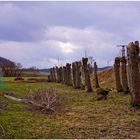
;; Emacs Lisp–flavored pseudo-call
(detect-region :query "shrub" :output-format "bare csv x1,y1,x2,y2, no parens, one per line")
26,88,64,114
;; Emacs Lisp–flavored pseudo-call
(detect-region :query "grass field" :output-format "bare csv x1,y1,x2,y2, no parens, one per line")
0,75,140,139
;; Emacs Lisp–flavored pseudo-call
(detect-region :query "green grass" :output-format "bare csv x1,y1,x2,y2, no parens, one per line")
0,78,140,138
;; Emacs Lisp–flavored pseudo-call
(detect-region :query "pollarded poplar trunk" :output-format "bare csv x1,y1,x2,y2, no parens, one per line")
59,67,63,83
114,57,123,92
47,75,51,82
63,66,67,85
75,61,81,89
56,66,61,83
66,63,72,86
55,66,59,83
50,68,53,82
72,62,76,88
127,41,140,106
120,56,129,93
80,64,85,89
82,58,92,92
52,67,56,82
88,63,92,74
94,61,100,88
61,67,65,84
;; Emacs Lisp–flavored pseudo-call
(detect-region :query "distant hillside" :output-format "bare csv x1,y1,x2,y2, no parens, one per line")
40,69,50,73
40,66,112,73
91,66,115,89
0,56,15,67
97,66,112,71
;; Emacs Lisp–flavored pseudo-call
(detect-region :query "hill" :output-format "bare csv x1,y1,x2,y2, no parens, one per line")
0,56,15,67
40,68,50,73
91,66,115,89
40,66,112,73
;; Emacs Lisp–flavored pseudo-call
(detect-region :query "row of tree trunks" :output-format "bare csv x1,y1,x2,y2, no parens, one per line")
2,68,22,77
114,40,140,106
49,57,99,93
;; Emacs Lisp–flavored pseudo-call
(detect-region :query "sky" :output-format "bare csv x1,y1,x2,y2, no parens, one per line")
0,1,140,68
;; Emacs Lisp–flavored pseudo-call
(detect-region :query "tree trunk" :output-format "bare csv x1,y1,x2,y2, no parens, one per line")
114,57,123,92
94,61,100,88
127,41,140,106
82,58,92,92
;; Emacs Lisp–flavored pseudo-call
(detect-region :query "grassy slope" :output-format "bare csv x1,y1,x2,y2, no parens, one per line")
91,67,115,89
0,71,140,138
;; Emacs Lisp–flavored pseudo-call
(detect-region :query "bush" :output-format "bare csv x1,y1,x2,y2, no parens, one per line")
26,88,64,114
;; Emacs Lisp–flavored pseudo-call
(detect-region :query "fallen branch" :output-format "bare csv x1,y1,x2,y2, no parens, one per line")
4,88,64,114
4,95,28,103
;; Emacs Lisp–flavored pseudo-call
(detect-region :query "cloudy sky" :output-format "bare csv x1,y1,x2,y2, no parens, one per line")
0,1,140,68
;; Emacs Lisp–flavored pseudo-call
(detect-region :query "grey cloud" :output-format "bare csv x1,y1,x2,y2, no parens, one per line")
0,2,140,68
